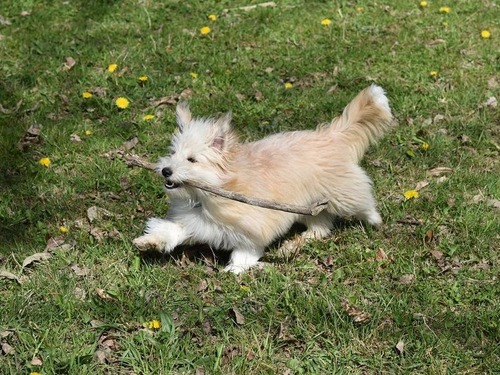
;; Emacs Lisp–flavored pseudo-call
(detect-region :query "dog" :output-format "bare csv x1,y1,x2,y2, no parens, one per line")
133,85,394,273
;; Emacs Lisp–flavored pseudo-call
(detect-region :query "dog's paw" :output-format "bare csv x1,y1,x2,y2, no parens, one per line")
224,261,268,274
133,234,166,252
277,236,305,258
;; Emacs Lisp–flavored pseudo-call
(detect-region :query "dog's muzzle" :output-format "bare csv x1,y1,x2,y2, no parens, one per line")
164,179,180,189
161,167,181,189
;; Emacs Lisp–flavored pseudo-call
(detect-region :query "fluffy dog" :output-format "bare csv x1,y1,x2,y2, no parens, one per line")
133,85,394,273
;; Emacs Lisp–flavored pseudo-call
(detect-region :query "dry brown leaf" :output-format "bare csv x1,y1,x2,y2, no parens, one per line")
488,77,498,88
229,307,245,325
87,206,117,223
95,288,114,301
90,227,106,242
71,264,90,277
195,369,206,375
237,1,276,11
197,280,209,293
18,123,42,151
395,340,405,354
201,319,212,335
486,199,500,210
123,136,139,151
221,345,240,365
70,133,82,142
375,248,388,262
90,319,105,328
235,93,246,101
30,357,43,366
0,270,21,284
20,10,31,17
429,249,443,261
322,254,334,267
482,96,497,108
424,229,434,244
254,90,264,101
1,342,15,355
433,114,445,123
415,180,429,191
74,287,87,301
63,56,76,71
0,330,14,339
45,236,65,252
340,299,371,324
396,217,422,225
22,252,51,269
94,349,107,364
399,274,414,285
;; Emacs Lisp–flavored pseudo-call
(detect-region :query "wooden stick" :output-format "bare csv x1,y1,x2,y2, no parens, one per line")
122,153,329,216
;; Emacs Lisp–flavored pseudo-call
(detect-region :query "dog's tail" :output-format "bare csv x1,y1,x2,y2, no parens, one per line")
330,85,394,163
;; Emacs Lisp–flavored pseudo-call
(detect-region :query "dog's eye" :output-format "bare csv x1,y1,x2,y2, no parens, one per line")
187,157,197,163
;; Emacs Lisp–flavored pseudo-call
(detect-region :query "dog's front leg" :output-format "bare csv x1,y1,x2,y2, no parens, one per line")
133,218,187,253
224,247,264,274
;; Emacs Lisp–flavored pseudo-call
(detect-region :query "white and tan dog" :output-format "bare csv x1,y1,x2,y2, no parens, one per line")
133,85,394,273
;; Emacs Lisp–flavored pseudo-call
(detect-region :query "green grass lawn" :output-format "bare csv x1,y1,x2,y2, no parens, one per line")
1,0,499,373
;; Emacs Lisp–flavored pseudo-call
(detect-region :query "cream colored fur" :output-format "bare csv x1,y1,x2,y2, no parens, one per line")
133,85,394,273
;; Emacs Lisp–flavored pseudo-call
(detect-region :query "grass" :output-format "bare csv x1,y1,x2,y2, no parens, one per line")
0,0,499,373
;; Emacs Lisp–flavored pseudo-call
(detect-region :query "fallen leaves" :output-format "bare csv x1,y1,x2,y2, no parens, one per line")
229,307,245,326
18,124,42,151
395,339,405,355
21,252,52,269
340,299,371,324
63,56,76,71
0,270,21,284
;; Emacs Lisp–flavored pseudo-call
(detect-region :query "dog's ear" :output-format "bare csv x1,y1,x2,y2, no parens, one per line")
211,112,232,151
176,102,192,130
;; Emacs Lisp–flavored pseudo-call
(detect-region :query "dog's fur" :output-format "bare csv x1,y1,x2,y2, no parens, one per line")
133,85,394,273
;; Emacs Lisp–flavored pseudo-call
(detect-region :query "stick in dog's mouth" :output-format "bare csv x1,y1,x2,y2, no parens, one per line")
121,152,328,216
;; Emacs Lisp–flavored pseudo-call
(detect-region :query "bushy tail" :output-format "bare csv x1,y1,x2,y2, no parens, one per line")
330,85,394,163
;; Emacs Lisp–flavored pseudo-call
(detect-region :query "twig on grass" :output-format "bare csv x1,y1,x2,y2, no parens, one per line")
121,152,329,216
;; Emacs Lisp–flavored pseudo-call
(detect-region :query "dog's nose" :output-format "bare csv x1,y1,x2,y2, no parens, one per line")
161,167,173,178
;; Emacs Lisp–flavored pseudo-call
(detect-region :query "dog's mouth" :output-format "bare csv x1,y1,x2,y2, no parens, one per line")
164,179,181,189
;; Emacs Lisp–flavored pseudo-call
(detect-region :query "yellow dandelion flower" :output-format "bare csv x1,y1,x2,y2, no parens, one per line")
321,18,332,26
404,190,420,200
138,75,148,82
481,30,491,39
30,373,41,375
108,63,118,73
59,226,69,234
82,91,93,99
284,82,293,89
190,72,198,79
85,130,93,136
148,320,161,329
419,1,428,7
115,97,130,109
355,6,364,12
421,142,430,151
143,114,155,121
208,14,217,21
39,157,51,168
430,70,438,77
439,6,450,13
200,26,211,35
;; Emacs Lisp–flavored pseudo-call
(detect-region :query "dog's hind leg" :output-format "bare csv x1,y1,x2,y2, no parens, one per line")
133,218,187,253
224,247,264,274
278,212,333,256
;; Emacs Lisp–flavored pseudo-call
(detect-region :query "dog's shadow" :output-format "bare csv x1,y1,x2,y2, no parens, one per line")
138,218,360,271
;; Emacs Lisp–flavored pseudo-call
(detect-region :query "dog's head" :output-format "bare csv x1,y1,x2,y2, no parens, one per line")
157,102,238,195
